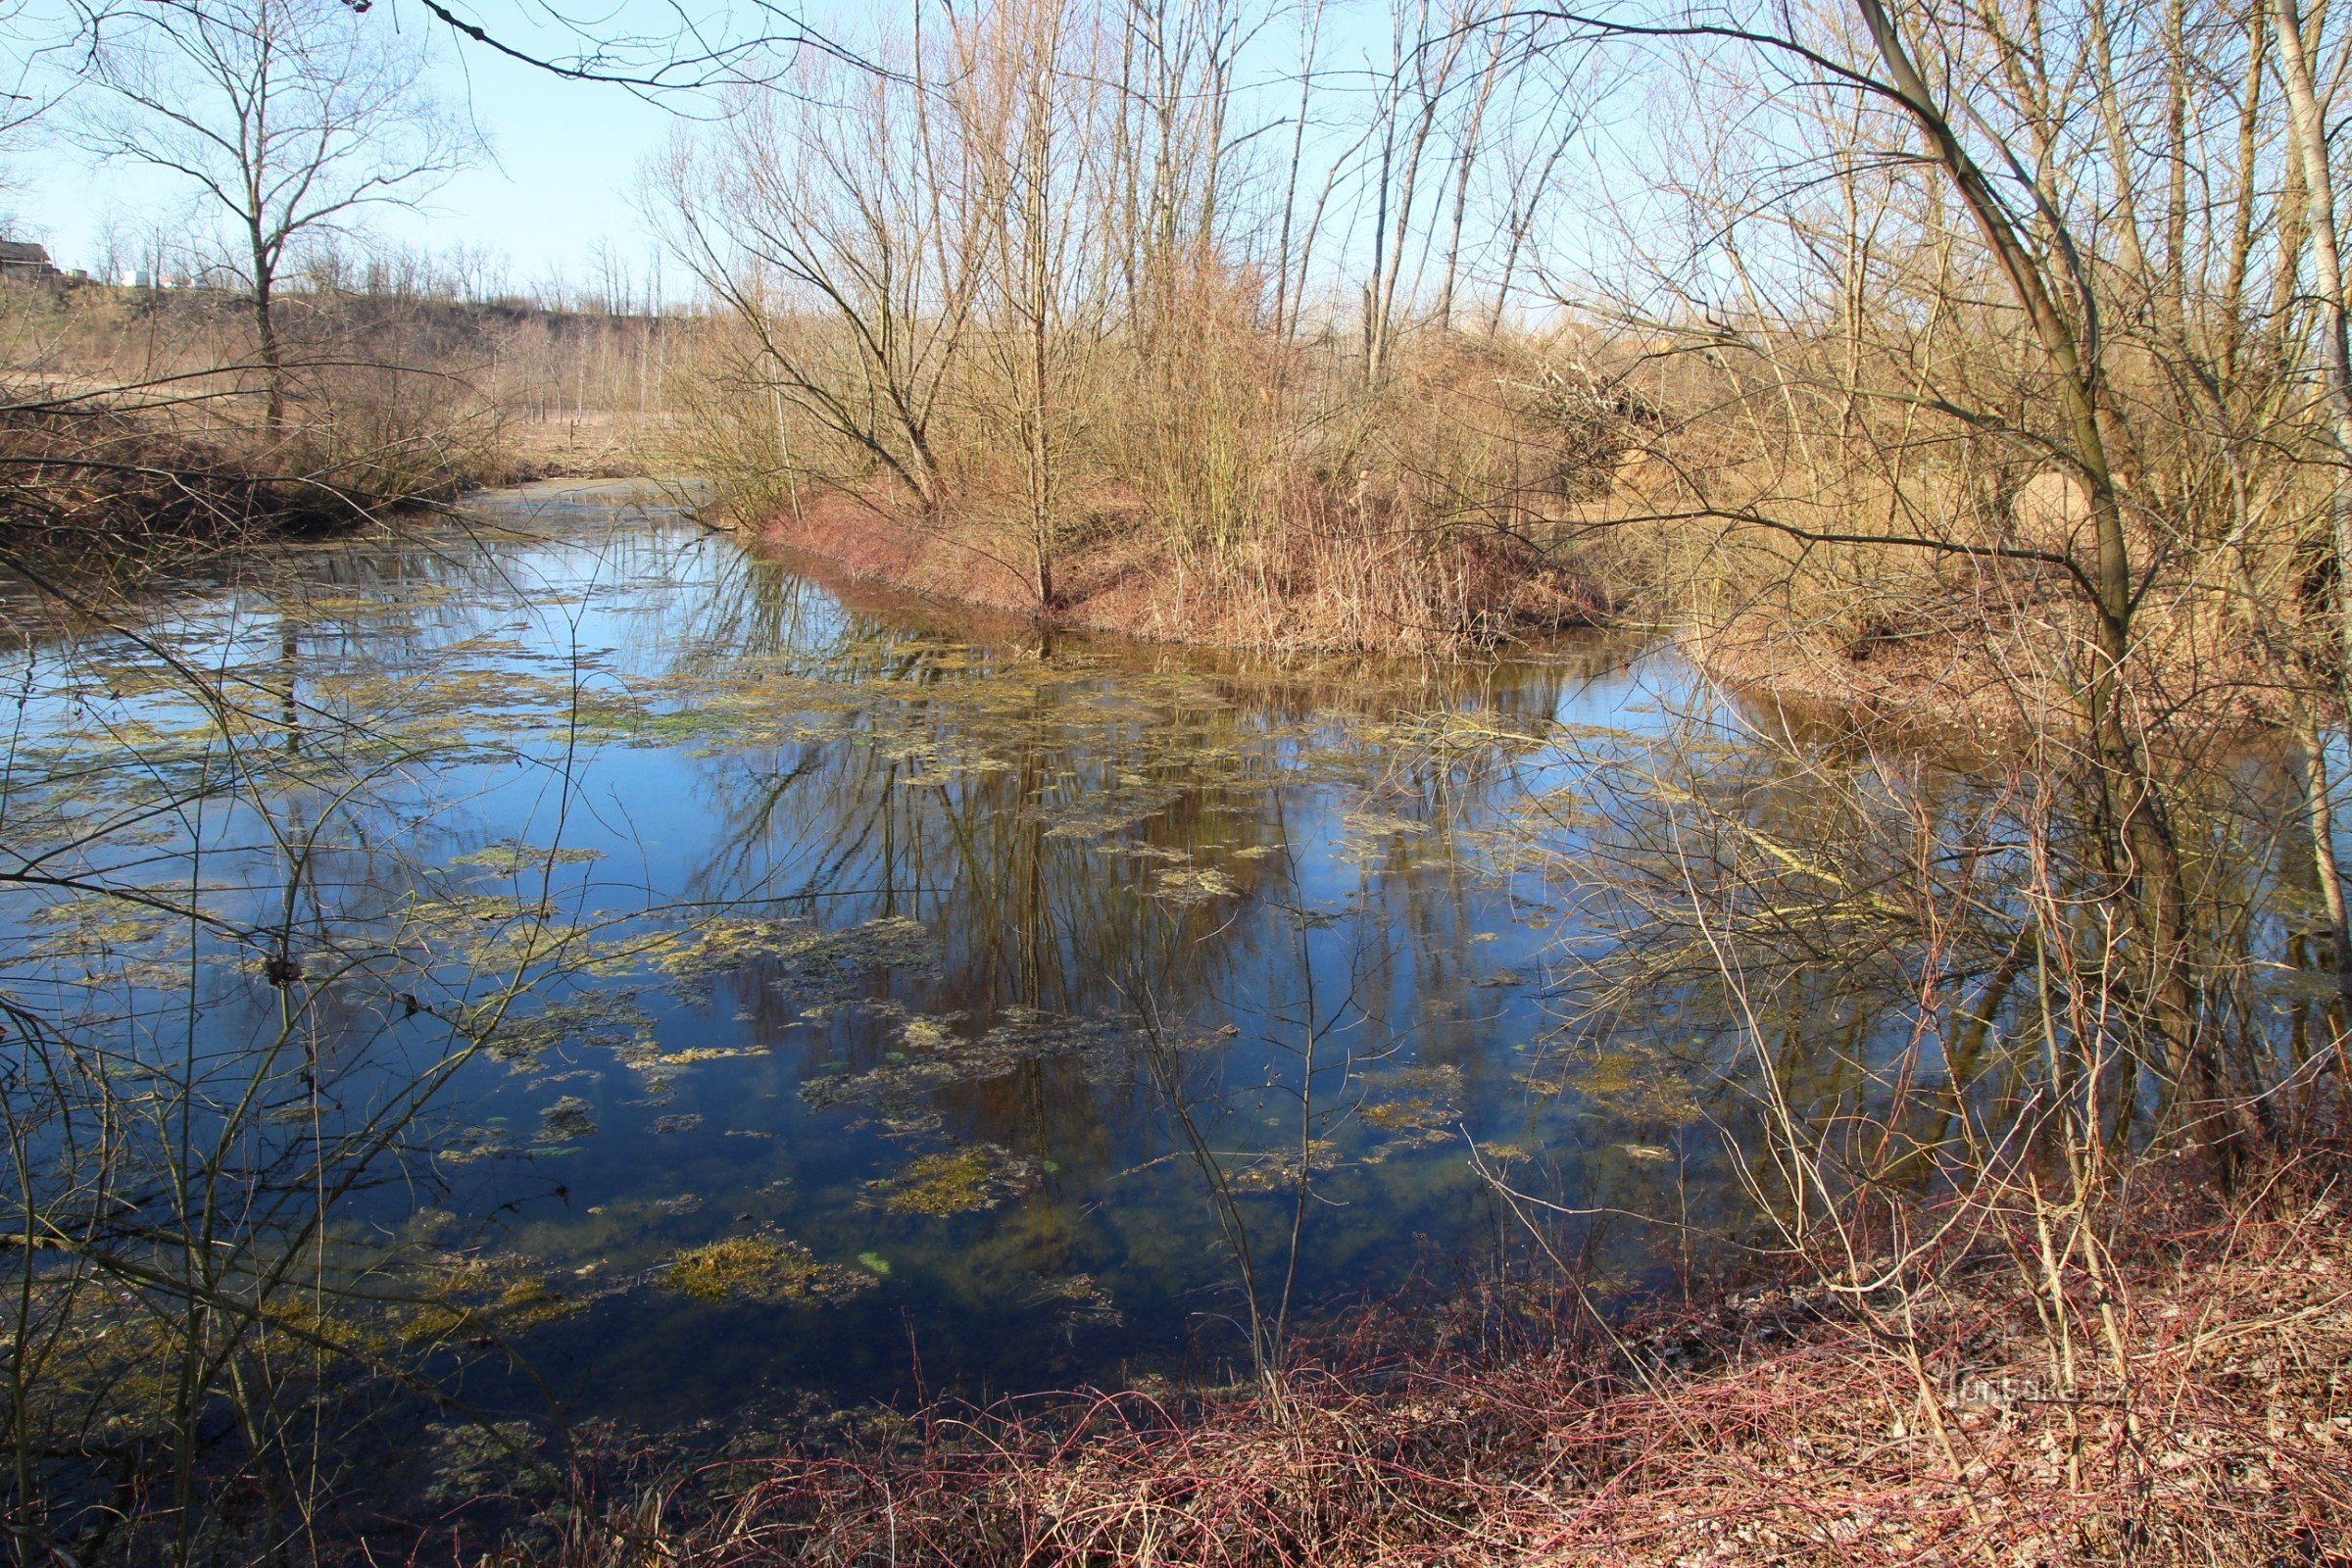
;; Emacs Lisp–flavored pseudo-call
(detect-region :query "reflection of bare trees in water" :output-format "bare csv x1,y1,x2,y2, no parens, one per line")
1542,713,2335,1178
1479,701,2351,1521
662,535,1606,1388
0,525,665,1562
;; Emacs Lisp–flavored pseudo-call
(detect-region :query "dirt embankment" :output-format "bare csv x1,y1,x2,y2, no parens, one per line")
754,492,1608,654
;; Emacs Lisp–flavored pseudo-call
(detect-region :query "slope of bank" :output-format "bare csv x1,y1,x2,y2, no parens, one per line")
474,1153,2349,1567
0,409,674,586
756,494,1607,654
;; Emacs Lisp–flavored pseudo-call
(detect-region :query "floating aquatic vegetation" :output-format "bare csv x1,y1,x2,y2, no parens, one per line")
536,1096,598,1144
1030,1273,1122,1329
1150,865,1240,906
1385,707,1564,758
642,913,935,1006
1385,1062,1468,1097
803,1007,1141,1111
402,1260,581,1347
473,994,658,1070
856,1103,947,1142
450,841,607,874
404,892,595,974
650,1046,754,1067
1364,1100,1448,1147
1358,1062,1466,1153
26,894,176,958
614,1039,759,1102
442,1126,513,1164
495,1277,578,1330
1228,1140,1341,1193
1618,1143,1674,1163
1341,808,1435,839
660,1236,876,1306
623,1073,684,1105
424,1420,549,1504
1020,781,1184,842
651,1193,702,1217
1527,1039,1704,1126
652,1113,704,1136
864,1143,1039,1216
1359,1098,1457,1136
898,1012,953,1051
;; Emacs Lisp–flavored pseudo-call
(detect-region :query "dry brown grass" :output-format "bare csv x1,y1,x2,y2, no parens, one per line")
2,280,693,557
455,1152,2351,1567
696,322,1631,654
0,404,375,567
756,484,1605,655
504,411,668,481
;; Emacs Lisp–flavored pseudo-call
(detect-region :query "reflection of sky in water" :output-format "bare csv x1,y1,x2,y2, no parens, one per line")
3,484,1724,1429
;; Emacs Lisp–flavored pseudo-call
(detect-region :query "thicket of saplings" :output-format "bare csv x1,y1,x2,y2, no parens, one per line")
653,0,1618,652
649,0,2345,739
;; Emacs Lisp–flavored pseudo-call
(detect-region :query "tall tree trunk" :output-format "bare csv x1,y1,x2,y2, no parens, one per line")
2271,0,2352,1112
2272,0,2352,691
1853,0,2230,1156
252,268,285,433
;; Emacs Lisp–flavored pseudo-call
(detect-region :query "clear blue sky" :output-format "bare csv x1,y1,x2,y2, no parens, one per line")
5,0,1583,305
7,0,784,290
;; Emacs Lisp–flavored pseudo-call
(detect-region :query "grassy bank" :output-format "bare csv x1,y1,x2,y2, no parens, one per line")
754,484,1605,654
0,404,413,582
669,314,1642,655
1,281,692,576
470,1152,2349,1567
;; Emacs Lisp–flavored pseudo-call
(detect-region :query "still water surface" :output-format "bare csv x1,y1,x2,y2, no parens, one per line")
10,482,1725,1434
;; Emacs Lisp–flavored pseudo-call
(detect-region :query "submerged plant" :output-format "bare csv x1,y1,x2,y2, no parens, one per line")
864,1144,1040,1216
536,1096,600,1143
423,1421,550,1506
1357,1062,1466,1158
450,841,607,874
803,1007,1143,1110
660,1236,877,1306
1030,1272,1122,1330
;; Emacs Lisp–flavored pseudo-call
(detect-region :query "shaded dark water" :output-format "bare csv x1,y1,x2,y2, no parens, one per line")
6,482,1727,1438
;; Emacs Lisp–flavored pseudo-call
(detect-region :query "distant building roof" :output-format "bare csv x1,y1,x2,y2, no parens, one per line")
0,240,56,268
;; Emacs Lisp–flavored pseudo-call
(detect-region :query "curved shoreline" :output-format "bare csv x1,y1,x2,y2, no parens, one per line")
744,490,1609,656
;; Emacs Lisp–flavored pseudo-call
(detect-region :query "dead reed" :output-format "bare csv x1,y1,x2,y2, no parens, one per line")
459,1151,2350,1568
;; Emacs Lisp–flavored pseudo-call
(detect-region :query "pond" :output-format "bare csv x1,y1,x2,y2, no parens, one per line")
0,481,1886,1455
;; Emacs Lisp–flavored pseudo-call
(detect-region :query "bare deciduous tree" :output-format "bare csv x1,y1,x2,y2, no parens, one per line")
73,0,470,431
